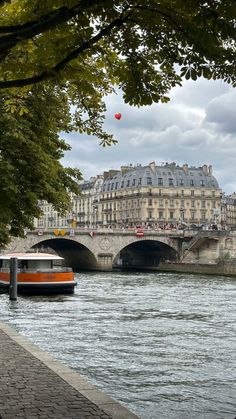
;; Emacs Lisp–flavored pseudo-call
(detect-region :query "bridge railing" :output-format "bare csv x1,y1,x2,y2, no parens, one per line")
26,227,199,238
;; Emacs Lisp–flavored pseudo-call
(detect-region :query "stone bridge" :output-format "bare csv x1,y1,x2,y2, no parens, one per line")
5,228,194,271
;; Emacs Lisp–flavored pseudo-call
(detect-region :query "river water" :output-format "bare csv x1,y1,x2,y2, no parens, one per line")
0,272,235,419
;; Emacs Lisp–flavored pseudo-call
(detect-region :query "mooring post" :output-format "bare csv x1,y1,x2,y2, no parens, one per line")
9,257,18,300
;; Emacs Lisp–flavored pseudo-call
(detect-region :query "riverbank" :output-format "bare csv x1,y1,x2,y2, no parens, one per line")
0,322,139,419
158,260,236,277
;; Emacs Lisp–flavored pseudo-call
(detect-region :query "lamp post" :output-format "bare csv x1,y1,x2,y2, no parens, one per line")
180,208,184,224
9,257,18,300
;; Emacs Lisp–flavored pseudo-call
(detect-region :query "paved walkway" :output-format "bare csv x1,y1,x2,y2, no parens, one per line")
0,323,139,419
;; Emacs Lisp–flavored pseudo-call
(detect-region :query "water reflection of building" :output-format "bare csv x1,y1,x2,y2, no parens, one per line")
35,161,224,229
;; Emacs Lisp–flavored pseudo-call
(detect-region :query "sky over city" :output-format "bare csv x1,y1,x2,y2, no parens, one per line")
62,78,236,194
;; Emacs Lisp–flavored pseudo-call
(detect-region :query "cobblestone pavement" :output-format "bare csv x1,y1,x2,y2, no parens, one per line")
0,325,138,419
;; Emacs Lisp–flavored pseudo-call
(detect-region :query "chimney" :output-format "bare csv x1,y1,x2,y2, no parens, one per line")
202,164,208,175
121,165,133,175
208,165,212,175
182,163,188,174
108,170,119,177
103,169,119,180
149,161,156,173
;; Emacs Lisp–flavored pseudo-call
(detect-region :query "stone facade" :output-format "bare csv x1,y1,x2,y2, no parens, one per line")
34,161,227,230
100,162,221,227
221,193,236,229
5,229,236,273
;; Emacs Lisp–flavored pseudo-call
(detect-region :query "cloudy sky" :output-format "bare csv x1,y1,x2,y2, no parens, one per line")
62,78,236,194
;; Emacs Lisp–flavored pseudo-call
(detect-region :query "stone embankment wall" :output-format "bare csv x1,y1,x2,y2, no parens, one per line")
158,260,236,277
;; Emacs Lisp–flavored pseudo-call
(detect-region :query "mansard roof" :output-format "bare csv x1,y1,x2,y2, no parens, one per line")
102,162,219,192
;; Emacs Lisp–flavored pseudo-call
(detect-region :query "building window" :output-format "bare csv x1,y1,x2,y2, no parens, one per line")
181,190,184,197
191,211,195,220
121,181,124,188
148,198,152,206
159,189,162,196
212,191,215,197
201,200,205,208
138,178,142,186
200,180,205,187
127,180,130,187
201,211,206,220
158,178,163,186
190,180,194,186
191,200,195,207
191,190,194,196
147,177,152,185
115,182,118,189
180,179,184,186
159,198,163,207
170,199,174,207
201,190,205,197
159,211,163,219
169,178,174,186
132,179,136,186
169,211,174,219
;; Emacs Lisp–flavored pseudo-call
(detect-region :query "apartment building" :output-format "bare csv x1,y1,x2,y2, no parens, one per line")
221,193,236,229
35,175,104,229
99,162,222,228
35,161,223,230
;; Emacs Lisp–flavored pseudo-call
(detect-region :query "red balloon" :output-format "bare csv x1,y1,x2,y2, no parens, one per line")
115,113,122,120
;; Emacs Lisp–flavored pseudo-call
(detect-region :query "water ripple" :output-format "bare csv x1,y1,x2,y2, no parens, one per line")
0,272,236,419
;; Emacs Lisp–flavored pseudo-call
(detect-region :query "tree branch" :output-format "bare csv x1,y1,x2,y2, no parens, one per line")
0,0,105,49
0,4,80,51
0,13,131,88
133,4,194,41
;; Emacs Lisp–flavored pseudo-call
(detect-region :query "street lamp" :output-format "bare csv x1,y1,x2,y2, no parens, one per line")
180,208,184,224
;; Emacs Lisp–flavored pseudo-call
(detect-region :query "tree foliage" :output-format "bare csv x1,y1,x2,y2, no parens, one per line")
0,86,82,246
0,1,235,93
0,0,235,245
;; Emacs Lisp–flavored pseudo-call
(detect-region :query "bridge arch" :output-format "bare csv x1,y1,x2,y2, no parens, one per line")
112,238,179,270
30,237,97,271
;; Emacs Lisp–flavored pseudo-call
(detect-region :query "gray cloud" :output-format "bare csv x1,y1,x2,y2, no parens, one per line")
62,79,236,194
204,90,236,134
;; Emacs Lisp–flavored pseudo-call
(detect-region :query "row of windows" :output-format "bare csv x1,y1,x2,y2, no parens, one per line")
101,190,217,199
103,177,210,190
103,210,208,221
101,199,217,210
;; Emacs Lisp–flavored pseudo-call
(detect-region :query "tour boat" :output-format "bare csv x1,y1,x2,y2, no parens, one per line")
0,252,76,295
